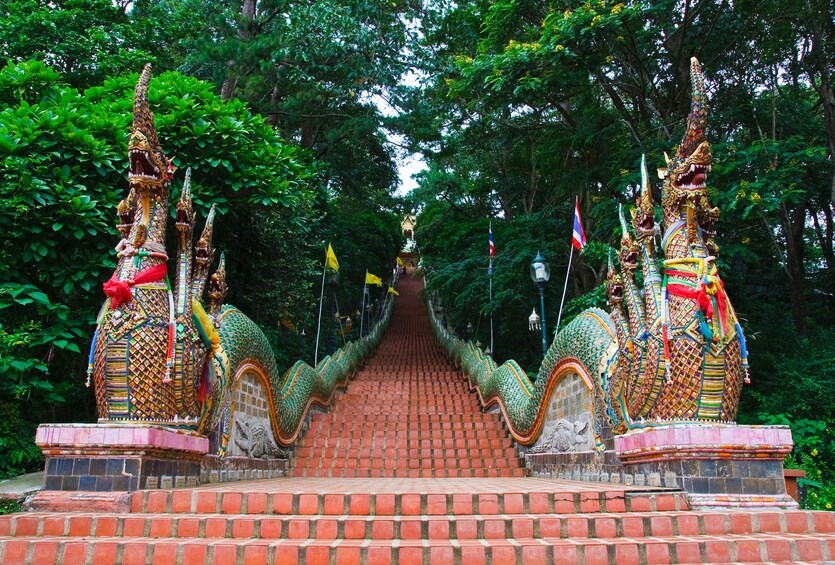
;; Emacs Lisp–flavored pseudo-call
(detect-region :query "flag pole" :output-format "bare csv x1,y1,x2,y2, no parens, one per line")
314,263,327,366
360,271,368,337
555,243,575,336
488,221,495,355
489,257,494,354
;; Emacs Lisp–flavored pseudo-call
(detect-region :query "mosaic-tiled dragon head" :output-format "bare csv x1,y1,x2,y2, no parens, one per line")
605,250,624,307
658,58,721,254
605,57,749,426
90,66,224,427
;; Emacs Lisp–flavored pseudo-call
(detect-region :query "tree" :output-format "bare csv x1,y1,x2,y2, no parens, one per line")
0,0,195,88
177,0,418,200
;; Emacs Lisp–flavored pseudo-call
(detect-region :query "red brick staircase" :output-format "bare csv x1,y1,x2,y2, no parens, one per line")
3,270,835,564
2,480,835,563
292,273,525,478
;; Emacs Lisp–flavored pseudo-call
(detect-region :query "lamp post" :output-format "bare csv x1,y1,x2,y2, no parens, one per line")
530,251,551,358
466,321,473,341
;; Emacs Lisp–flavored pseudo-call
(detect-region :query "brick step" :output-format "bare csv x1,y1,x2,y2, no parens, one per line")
311,414,502,431
335,398,478,406
298,438,514,450
358,363,453,368
301,424,505,436
336,392,472,398
321,408,483,416
126,488,688,515
301,428,511,438
291,458,524,471
351,377,460,382
289,468,529,478
310,413,499,424
294,447,518,459
308,409,487,418
4,533,835,565
353,369,459,374
302,430,510,442
334,388,469,394
292,452,522,463
6,510,835,542
309,421,502,429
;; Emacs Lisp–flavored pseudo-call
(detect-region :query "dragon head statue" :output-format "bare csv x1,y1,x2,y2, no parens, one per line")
618,204,639,273
658,57,718,248
128,64,174,248
605,250,624,307
631,155,657,242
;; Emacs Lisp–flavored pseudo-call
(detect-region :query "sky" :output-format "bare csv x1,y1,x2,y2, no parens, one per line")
396,150,425,196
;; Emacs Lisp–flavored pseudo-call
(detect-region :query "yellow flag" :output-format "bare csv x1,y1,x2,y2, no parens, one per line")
396,256,404,266
388,287,399,296
365,272,383,286
325,244,339,271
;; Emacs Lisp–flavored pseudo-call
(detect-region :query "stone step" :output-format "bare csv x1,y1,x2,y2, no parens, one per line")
124,487,688,516
3,533,835,565
5,510,833,541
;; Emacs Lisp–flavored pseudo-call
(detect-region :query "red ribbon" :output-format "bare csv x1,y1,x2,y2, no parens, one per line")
666,273,730,334
103,263,168,309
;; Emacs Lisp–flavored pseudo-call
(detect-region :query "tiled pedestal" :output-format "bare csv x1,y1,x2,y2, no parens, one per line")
615,423,797,509
34,423,208,492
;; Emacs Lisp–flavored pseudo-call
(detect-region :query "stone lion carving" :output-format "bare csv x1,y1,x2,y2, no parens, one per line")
232,414,288,459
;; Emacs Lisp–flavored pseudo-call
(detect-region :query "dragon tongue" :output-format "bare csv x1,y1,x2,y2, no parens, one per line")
692,173,706,186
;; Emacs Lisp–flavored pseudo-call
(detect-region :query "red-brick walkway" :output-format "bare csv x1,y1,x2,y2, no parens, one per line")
292,270,525,478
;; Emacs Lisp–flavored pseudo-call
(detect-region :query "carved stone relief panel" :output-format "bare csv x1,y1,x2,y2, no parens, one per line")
530,371,594,453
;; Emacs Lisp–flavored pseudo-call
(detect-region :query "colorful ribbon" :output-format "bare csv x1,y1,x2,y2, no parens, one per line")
103,263,168,309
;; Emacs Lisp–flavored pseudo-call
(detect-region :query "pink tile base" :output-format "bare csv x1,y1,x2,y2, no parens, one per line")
35,423,208,456
614,423,793,464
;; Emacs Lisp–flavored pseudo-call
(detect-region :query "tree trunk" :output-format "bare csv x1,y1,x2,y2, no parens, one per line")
221,0,258,100
780,202,808,334
802,0,835,205
810,202,835,269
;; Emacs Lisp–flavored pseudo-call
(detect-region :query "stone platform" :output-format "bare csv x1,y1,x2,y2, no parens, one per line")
526,423,798,509
34,423,207,493
615,423,797,509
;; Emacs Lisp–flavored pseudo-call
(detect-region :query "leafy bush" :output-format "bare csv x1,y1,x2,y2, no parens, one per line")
0,500,23,516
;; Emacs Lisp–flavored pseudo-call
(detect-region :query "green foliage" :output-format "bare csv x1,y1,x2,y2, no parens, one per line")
0,500,23,515
0,402,43,479
0,0,194,88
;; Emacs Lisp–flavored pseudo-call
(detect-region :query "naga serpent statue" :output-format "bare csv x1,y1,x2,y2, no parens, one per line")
88,65,388,454
432,58,750,450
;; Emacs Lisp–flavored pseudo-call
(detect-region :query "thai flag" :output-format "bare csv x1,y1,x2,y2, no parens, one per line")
489,224,495,257
572,199,587,250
